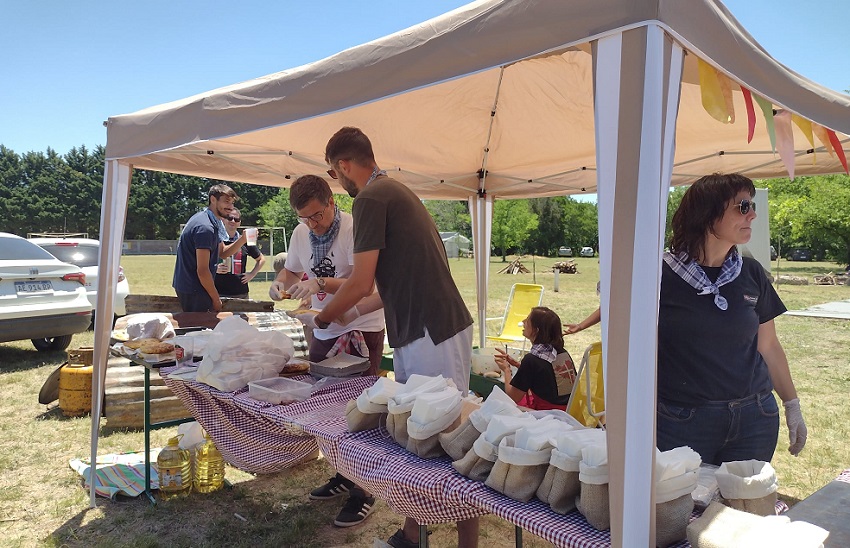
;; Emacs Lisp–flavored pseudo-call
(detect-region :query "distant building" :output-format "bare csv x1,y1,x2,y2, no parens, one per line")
440,232,471,258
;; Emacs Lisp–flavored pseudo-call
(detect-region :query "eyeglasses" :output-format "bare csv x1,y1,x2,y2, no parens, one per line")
227,216,241,222
326,168,338,180
734,199,756,215
297,210,325,224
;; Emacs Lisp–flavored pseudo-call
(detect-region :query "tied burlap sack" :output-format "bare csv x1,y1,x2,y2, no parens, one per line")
407,413,462,458
453,435,499,482
386,409,412,447
536,447,580,514
439,418,482,461
576,442,609,531
485,435,551,502
656,494,695,548
345,399,384,432
715,460,778,517
406,390,463,459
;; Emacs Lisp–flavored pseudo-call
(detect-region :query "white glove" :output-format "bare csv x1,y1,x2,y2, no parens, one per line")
285,308,320,329
783,398,807,456
269,281,288,301
337,306,361,326
287,278,321,300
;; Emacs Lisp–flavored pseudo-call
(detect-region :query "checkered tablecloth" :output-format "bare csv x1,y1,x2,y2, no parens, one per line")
162,371,375,473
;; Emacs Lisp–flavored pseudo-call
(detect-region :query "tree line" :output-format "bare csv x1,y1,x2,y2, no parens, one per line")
1,144,847,263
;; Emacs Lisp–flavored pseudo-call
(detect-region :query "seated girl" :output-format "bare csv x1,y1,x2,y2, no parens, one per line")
495,306,577,411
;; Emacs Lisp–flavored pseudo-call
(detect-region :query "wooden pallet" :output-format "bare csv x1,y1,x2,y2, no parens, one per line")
104,355,191,429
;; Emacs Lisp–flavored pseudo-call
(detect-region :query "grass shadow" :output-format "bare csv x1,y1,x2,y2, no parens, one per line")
0,346,67,373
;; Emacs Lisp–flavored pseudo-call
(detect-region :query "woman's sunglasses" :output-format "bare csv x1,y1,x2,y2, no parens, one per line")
735,199,756,215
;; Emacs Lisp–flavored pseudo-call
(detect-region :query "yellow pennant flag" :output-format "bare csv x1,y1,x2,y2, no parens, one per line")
698,59,735,124
792,114,816,164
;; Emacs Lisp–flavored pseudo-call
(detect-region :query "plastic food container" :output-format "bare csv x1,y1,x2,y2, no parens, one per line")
309,353,370,377
248,377,313,405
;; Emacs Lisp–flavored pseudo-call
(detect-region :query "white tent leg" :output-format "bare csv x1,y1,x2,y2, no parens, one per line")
89,160,132,507
469,194,493,348
593,24,683,546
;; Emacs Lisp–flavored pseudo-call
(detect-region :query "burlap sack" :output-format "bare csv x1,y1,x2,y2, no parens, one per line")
536,448,580,514
656,494,694,547
407,413,461,459
576,483,610,531
686,500,763,548
453,435,498,482
439,417,482,461
484,436,551,502
386,410,411,447
715,460,778,517
345,399,385,432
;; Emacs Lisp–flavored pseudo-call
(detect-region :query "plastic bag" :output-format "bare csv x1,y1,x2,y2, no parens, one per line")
196,316,295,391
126,313,175,340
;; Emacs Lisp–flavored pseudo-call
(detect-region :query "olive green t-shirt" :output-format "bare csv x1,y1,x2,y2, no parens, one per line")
352,176,472,347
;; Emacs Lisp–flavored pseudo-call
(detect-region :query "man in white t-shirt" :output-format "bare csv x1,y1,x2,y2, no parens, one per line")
268,174,385,528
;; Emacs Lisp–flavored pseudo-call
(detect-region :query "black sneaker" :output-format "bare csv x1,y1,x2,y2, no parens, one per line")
332,490,376,527
386,528,428,548
309,473,355,500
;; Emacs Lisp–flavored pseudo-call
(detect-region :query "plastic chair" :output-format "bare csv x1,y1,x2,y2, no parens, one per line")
566,341,605,428
485,283,544,350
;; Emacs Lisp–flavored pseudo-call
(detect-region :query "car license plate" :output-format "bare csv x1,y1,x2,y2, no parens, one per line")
15,280,53,294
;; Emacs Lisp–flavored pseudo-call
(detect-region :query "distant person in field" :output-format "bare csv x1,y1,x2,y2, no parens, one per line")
214,208,266,299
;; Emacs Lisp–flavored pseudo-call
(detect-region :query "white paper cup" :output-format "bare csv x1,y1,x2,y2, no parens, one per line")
245,228,258,246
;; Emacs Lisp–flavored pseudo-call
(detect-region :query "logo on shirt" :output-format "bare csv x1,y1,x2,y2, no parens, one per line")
743,294,758,305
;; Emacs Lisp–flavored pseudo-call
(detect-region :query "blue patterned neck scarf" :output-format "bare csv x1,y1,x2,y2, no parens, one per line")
663,249,742,310
309,205,341,269
529,343,557,364
206,208,229,241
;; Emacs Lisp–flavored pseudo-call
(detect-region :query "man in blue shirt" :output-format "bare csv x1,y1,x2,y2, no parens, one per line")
173,184,247,312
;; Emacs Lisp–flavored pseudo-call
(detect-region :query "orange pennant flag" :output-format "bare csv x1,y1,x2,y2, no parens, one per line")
773,110,796,179
698,59,734,124
827,129,849,174
741,86,756,143
812,123,835,158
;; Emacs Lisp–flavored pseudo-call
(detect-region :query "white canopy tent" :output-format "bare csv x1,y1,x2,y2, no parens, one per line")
92,0,850,544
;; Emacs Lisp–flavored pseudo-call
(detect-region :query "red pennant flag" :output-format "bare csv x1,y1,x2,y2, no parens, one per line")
827,129,849,174
741,86,756,143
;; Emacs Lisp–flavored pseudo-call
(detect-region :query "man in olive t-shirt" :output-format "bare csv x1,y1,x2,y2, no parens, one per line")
306,126,478,548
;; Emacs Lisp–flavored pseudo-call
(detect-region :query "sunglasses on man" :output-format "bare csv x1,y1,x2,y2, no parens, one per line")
227,216,241,222
735,199,756,215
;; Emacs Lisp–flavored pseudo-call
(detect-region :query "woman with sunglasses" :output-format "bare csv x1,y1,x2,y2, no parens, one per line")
214,208,266,299
657,173,806,465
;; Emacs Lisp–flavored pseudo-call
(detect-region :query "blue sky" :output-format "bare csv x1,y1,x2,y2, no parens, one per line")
2,0,847,158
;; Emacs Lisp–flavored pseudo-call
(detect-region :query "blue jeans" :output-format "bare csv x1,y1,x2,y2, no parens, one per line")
657,391,779,465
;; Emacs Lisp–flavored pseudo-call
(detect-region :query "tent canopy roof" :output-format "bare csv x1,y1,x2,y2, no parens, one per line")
105,0,850,200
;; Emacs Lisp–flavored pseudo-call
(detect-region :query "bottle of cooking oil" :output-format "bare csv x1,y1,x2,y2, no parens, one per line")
157,435,192,500
194,432,225,493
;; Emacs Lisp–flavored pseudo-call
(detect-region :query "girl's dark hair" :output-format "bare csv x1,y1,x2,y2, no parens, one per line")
527,306,565,353
669,173,755,262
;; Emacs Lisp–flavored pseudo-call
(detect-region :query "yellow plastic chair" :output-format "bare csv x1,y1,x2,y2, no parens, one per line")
567,341,606,428
485,283,544,350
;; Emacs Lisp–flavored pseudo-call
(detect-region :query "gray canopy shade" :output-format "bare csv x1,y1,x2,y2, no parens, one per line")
92,0,850,544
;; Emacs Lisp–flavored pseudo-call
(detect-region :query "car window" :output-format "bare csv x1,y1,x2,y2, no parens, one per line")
0,238,59,261
38,244,99,267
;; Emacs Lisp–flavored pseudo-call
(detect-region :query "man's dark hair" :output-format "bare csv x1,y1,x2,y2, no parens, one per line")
325,126,376,167
528,306,565,353
289,175,333,211
669,172,755,262
208,184,239,201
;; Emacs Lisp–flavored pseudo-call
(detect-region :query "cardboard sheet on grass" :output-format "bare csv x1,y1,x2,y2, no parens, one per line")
786,299,850,320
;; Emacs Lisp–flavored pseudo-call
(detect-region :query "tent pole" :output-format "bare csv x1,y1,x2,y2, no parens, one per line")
90,160,132,507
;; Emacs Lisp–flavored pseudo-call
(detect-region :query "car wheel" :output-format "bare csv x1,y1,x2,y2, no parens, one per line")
31,334,74,352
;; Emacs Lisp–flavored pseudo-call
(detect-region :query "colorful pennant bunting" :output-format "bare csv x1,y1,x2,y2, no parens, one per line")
791,114,816,164
773,110,796,179
698,59,735,124
741,86,756,143
753,95,777,154
827,128,849,174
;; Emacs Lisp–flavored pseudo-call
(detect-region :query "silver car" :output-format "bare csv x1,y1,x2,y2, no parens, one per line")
0,233,92,351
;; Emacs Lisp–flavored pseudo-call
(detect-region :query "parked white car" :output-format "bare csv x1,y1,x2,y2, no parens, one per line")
0,233,92,351
580,246,595,257
29,237,130,317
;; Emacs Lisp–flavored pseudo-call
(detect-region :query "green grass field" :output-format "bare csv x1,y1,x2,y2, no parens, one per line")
0,254,848,546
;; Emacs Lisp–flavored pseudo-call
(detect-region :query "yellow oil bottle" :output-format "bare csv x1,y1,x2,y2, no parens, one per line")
194,432,225,493
157,436,192,500
58,347,94,417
